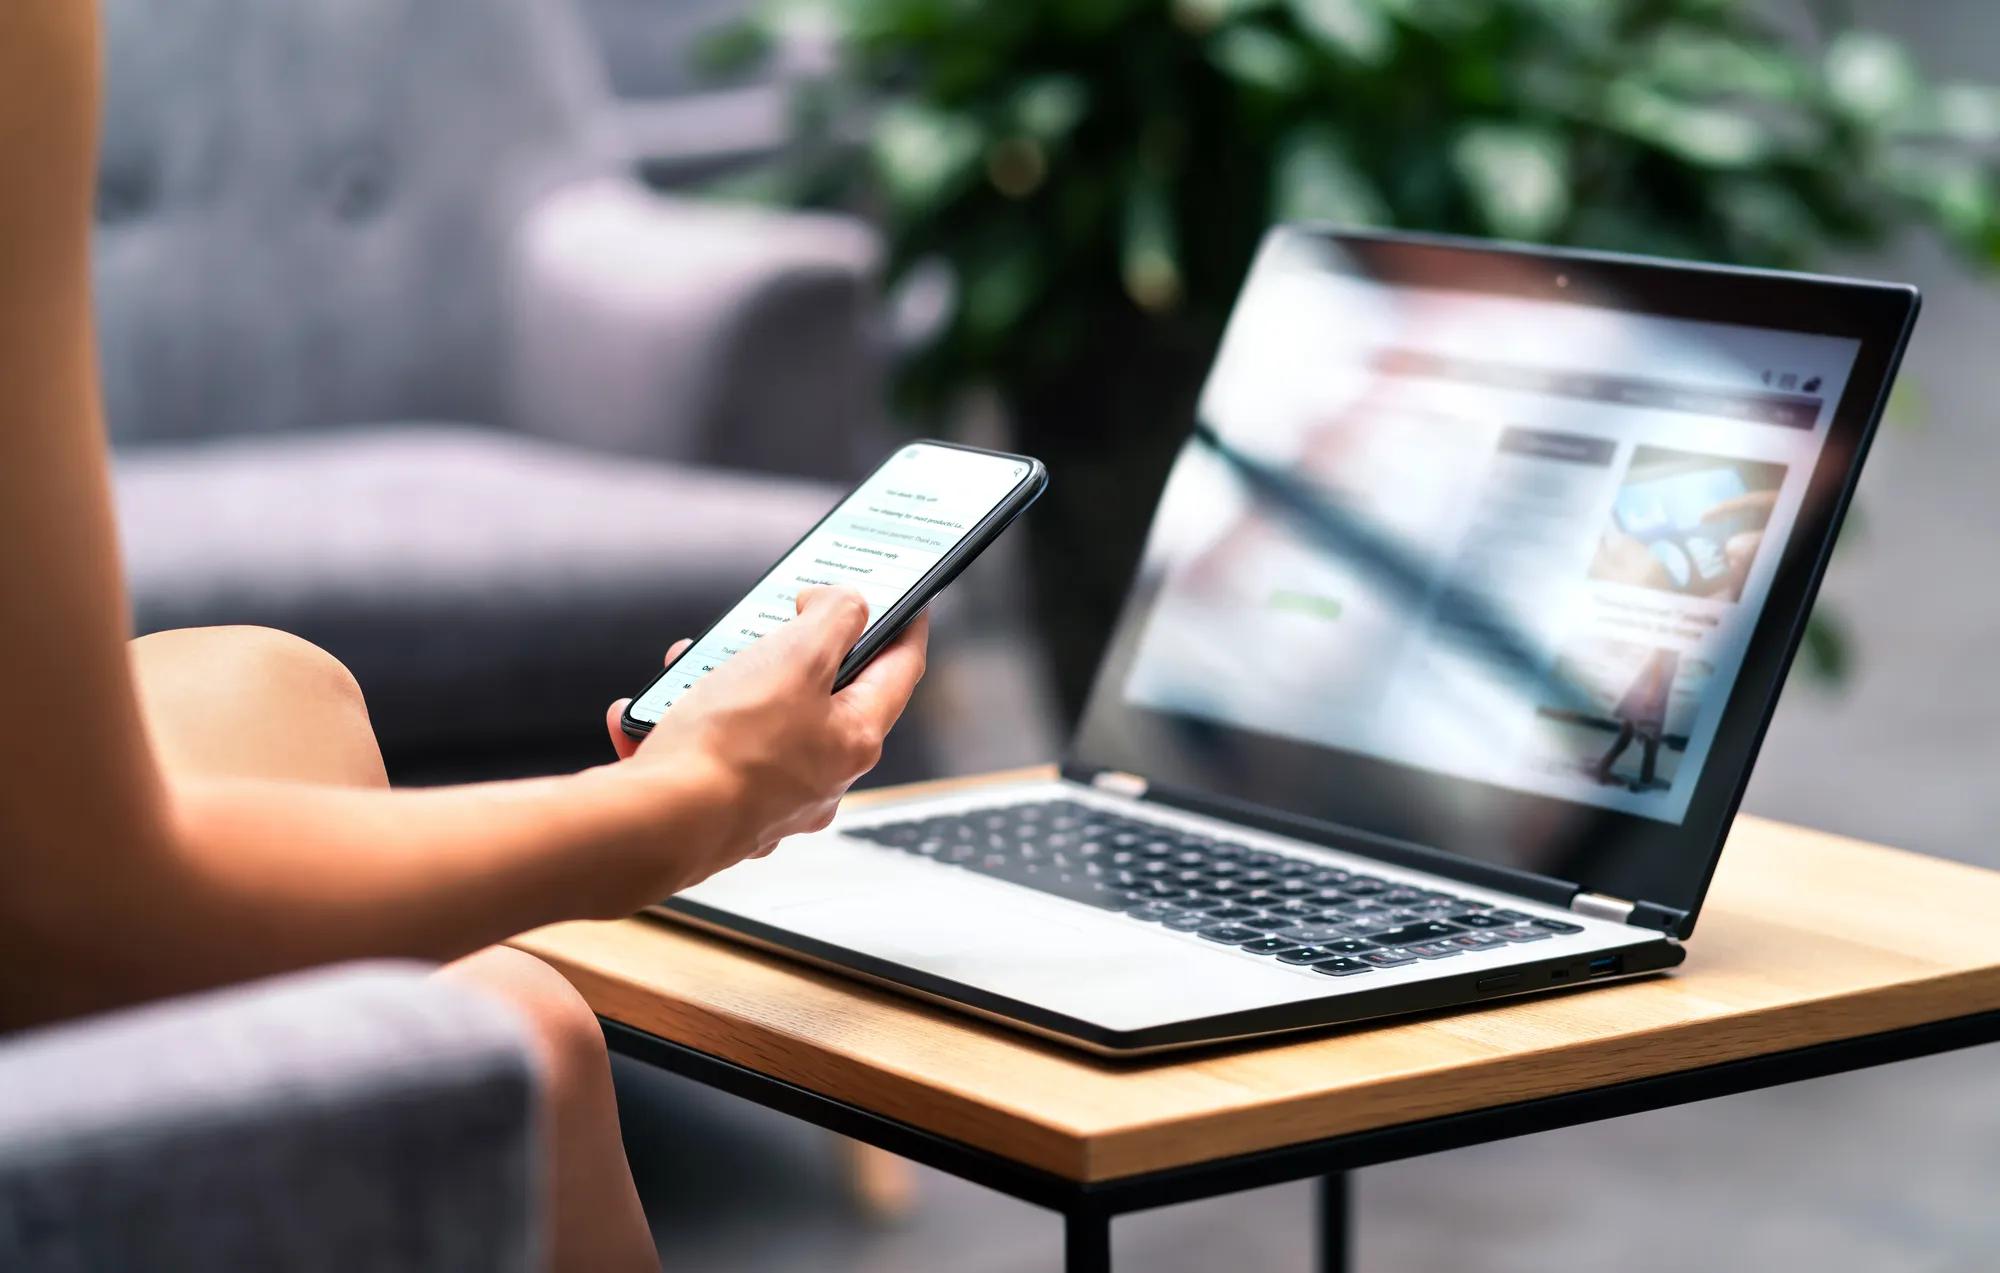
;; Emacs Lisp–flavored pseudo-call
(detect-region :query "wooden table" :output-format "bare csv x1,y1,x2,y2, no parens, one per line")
516,767,2000,1272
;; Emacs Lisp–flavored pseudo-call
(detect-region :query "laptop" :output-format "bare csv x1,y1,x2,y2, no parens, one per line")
654,227,1920,1056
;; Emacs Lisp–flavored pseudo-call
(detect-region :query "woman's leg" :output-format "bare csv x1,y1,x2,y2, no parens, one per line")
132,625,657,1273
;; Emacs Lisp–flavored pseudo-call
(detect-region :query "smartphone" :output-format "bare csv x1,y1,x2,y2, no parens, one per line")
620,441,1047,739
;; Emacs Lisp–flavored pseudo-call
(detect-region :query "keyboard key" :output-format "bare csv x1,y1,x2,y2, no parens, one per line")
1275,924,1352,945
1242,938,1304,956
1333,898,1393,917
1198,925,1263,944
1312,957,1376,976
1241,915,1299,932
1341,878,1390,896
1202,904,1259,921
1450,932,1507,949
1278,945,1341,964
1320,938,1378,954
1495,926,1552,942
1404,940,1463,959
1531,918,1586,934
1452,913,1510,929
1367,921,1466,947
1162,912,1210,931
1360,948,1418,967
1487,909,1533,923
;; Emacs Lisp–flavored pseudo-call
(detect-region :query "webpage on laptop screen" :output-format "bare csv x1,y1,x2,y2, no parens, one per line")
1122,261,1859,824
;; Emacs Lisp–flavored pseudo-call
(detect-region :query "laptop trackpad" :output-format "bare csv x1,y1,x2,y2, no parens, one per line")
754,874,1323,1031
766,891,1106,982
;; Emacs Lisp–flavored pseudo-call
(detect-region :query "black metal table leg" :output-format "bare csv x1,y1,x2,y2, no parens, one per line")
1065,1209,1111,1273
1317,1173,1350,1273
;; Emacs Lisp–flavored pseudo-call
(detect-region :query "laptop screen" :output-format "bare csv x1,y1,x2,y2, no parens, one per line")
1071,229,1916,930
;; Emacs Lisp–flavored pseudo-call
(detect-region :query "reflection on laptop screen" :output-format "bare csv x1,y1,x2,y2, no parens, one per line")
1120,247,1860,825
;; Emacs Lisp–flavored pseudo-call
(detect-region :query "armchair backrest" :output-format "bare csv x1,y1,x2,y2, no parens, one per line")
94,0,612,446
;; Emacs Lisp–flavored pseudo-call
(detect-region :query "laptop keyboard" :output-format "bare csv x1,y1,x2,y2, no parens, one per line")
842,799,1585,977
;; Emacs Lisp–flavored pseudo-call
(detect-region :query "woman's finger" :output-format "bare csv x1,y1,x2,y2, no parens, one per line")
662,637,693,667
605,699,641,761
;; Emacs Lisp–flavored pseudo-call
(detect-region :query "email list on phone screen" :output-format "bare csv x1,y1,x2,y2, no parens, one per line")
627,444,1034,723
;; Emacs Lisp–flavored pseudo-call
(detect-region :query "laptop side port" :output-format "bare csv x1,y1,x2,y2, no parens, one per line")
1589,954,1622,977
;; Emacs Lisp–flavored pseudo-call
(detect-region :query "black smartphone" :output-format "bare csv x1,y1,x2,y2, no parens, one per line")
620,440,1047,739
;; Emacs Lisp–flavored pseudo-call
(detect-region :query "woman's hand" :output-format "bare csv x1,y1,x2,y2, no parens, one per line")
601,586,928,897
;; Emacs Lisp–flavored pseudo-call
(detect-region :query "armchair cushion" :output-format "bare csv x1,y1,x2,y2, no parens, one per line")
116,426,837,771
507,177,884,482
0,963,540,1273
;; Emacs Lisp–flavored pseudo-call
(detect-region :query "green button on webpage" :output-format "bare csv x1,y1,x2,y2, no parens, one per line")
1268,589,1343,620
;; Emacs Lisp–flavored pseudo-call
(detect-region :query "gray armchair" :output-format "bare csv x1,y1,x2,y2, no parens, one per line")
0,965,541,1272
100,0,888,780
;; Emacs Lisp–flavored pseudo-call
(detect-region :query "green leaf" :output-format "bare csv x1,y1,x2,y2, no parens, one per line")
1929,84,2000,143
870,103,984,212
959,241,1043,339
1121,175,1183,312
1208,25,1310,94
690,19,775,80
1010,75,1090,142
1175,0,1275,33
1712,179,1821,266
1452,124,1570,239
1273,125,1389,225
1797,609,1852,687
1603,80,1773,168
1285,0,1393,66
1824,31,1921,123
1882,379,1927,433
1884,152,1997,249
1642,26,1803,101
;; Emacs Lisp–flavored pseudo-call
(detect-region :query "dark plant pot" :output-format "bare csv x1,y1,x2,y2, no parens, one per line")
1004,314,1217,729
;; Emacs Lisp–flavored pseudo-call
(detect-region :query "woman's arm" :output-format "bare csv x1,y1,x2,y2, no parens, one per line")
0,5,925,1027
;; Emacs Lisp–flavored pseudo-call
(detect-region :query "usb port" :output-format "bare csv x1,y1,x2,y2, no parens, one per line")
1589,955,1622,977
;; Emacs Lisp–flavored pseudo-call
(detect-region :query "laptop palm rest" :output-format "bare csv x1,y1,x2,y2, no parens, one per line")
678,834,1328,1032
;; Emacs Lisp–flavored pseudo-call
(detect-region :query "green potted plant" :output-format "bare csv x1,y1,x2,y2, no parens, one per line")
706,0,2000,718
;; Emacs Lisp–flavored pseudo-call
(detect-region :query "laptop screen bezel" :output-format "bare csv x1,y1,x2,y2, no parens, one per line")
1065,226,1920,937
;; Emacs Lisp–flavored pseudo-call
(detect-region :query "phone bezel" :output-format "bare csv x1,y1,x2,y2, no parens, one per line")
619,441,1047,739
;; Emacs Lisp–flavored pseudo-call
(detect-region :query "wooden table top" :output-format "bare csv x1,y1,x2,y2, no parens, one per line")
515,766,2000,1183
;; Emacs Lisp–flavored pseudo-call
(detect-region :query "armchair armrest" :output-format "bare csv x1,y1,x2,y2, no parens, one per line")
0,964,541,1273
506,176,886,481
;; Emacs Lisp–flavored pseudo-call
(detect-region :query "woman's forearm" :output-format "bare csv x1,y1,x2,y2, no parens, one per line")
11,758,740,1023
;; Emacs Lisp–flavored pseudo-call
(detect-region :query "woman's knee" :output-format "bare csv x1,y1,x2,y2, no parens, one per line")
132,625,384,786
442,947,610,1093
138,625,367,712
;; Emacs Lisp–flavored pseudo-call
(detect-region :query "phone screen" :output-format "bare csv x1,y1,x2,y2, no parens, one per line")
627,443,1036,724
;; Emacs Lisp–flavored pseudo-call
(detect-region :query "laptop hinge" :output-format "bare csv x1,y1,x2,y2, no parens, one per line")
1089,770,1149,798
1571,891,1637,924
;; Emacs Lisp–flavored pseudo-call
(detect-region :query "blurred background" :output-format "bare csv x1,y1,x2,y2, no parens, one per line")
98,0,2000,1267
